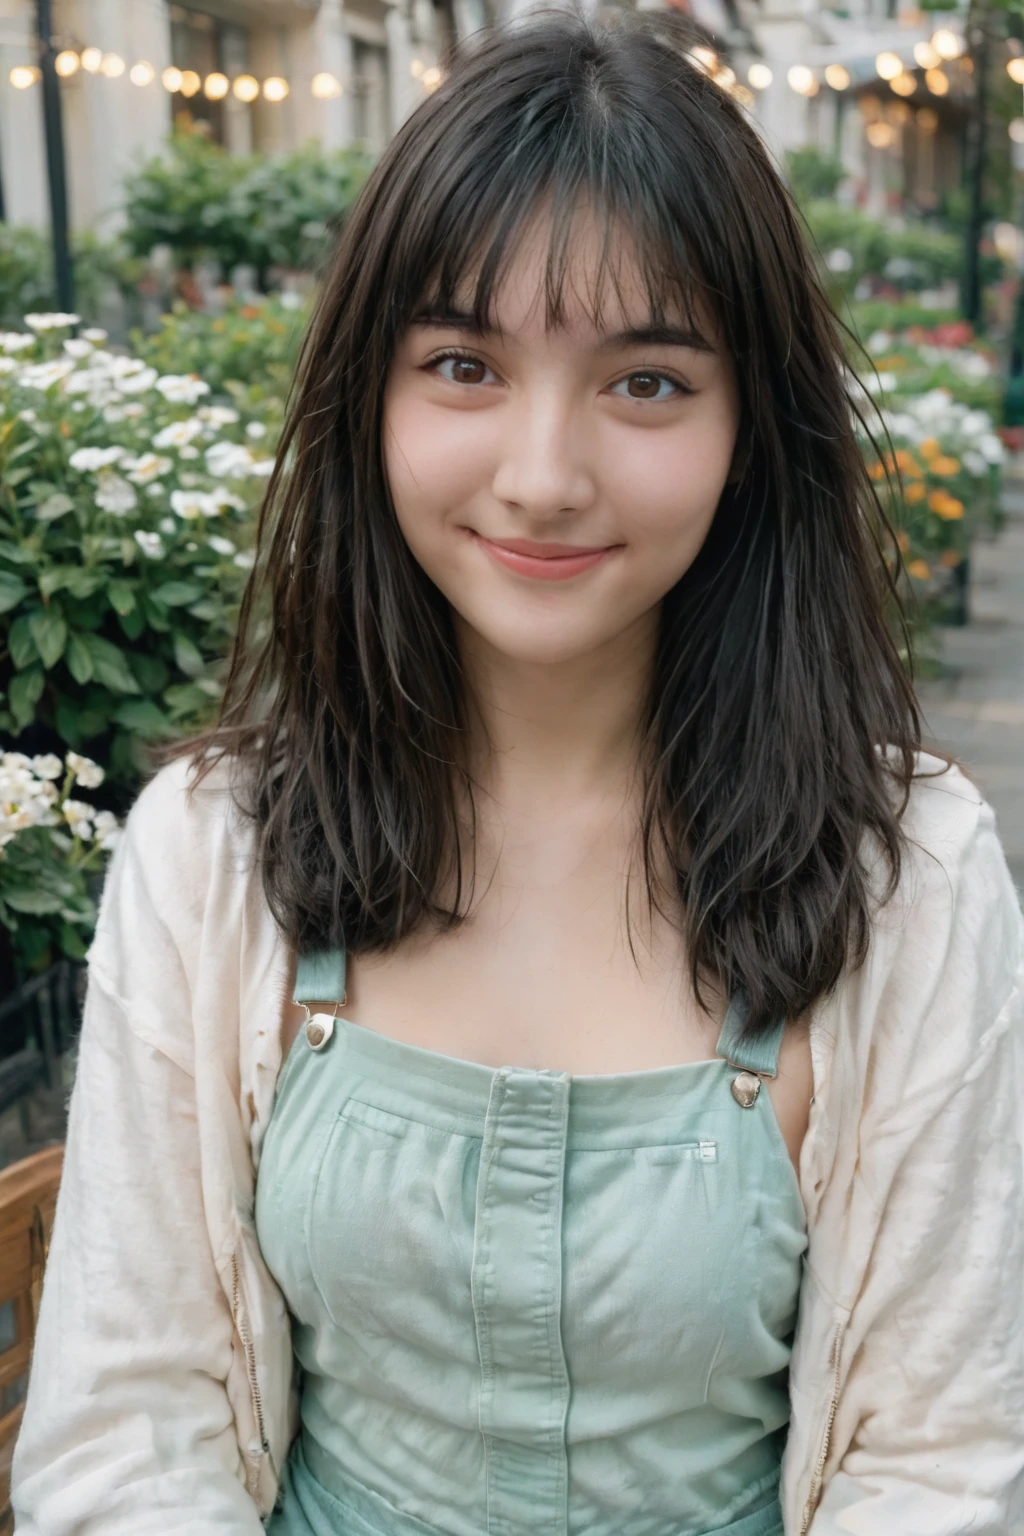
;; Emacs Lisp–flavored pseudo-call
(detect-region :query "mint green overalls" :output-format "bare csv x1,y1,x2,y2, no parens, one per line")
256,946,807,1536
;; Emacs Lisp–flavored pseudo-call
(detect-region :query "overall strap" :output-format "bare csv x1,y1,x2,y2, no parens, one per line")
715,988,786,1079
293,945,347,1006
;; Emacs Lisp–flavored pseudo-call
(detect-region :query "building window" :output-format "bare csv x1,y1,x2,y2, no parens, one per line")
351,40,390,152
168,4,250,145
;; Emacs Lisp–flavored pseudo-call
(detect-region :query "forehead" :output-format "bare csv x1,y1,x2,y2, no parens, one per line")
425,199,715,343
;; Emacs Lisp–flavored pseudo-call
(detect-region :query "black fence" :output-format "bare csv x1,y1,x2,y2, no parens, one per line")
0,960,86,1136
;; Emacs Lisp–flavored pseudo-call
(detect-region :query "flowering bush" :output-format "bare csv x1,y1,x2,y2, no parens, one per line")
0,748,121,970
135,295,305,395
0,310,280,786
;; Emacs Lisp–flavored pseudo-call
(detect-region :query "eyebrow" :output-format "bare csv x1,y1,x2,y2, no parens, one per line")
409,304,717,355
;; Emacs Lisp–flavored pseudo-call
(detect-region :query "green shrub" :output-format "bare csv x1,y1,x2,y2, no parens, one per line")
0,225,145,330
785,146,847,202
134,296,306,395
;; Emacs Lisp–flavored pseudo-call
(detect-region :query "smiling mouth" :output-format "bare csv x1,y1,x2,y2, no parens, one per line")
469,531,621,581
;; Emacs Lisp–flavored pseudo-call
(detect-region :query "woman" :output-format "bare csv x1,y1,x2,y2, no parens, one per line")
13,8,1024,1535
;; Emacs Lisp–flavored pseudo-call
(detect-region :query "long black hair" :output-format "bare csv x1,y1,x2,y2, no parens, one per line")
158,5,936,1037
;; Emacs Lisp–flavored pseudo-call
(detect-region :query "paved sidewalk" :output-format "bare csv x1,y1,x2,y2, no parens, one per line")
915,459,1024,902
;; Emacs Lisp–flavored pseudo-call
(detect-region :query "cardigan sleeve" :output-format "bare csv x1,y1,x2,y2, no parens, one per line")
808,795,1024,1534
10,776,266,1534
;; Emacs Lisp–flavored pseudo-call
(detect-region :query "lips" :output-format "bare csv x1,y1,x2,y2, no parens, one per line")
470,531,619,582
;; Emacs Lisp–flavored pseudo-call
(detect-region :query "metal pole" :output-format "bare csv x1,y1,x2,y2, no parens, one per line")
962,0,990,326
35,0,74,313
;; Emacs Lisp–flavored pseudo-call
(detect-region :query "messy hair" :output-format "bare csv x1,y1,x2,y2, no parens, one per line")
158,6,932,1037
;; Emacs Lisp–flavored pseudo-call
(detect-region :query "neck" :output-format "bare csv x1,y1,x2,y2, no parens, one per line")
456,609,659,806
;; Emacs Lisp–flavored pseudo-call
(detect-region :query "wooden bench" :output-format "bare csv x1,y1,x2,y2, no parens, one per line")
0,1146,64,1534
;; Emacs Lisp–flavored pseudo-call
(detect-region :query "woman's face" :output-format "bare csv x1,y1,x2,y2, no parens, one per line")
383,213,742,668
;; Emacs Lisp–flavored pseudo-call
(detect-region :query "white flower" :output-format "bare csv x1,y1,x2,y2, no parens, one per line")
134,529,164,559
170,489,214,520
233,549,256,569
103,405,126,424
866,330,892,355
0,359,17,375
245,420,267,440
30,754,64,780
963,449,989,477
69,445,125,472
63,338,95,359
825,248,854,273
152,418,204,450
93,809,121,850
158,517,177,533
179,445,200,460
19,359,75,390
0,332,36,353
95,472,138,516
122,402,146,419
206,485,246,512
199,405,240,427
82,327,108,344
205,440,254,478
185,541,198,552
979,432,1005,465
280,291,302,311
146,483,165,498
24,312,80,331
208,535,236,556
249,458,275,477
122,452,172,484
156,374,211,405
114,366,158,396
63,799,95,836
67,751,104,789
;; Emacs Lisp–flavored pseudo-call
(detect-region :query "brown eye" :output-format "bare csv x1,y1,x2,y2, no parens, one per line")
433,353,494,386
610,371,683,402
627,373,662,399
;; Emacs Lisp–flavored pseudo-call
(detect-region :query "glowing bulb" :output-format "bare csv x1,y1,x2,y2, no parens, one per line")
9,65,39,89
80,47,103,73
130,60,155,86
311,71,342,99
203,71,229,99
917,106,938,131
914,41,940,69
1008,58,1024,84
54,50,80,77
824,64,850,90
875,52,903,80
787,64,815,95
747,63,773,89
421,66,441,89
891,73,917,96
925,67,949,95
1010,118,1024,144
931,29,962,60
100,53,125,77
161,66,183,92
713,65,736,87
866,121,895,147
688,46,717,74
232,73,259,101
732,83,755,108
179,69,201,97
262,76,289,101
410,58,425,78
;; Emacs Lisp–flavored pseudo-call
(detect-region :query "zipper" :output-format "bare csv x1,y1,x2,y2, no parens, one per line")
231,1249,270,1497
799,1316,845,1535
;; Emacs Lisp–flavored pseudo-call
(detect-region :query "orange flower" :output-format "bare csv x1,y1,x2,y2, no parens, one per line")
868,460,887,481
939,549,962,567
905,482,926,503
907,558,931,580
896,530,911,552
932,455,961,476
919,437,941,461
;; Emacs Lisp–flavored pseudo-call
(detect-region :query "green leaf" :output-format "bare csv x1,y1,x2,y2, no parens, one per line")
5,467,32,488
128,653,169,692
151,580,203,607
7,614,37,669
58,922,90,960
65,631,94,685
0,569,29,614
117,605,146,641
81,632,141,694
107,580,136,616
186,598,219,621
0,541,37,565
4,887,64,915
163,681,210,717
173,632,205,677
112,699,172,737
28,605,67,669
62,569,107,600
8,665,45,728
35,492,75,523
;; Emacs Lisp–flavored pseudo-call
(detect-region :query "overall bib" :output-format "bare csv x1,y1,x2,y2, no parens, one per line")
256,947,807,1536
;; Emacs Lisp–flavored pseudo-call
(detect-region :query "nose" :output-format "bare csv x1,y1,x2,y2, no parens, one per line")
490,387,598,521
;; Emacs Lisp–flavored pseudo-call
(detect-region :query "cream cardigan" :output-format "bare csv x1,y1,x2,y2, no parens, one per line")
11,750,1024,1535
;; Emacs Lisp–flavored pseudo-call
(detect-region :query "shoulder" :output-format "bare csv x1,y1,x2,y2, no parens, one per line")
120,749,257,885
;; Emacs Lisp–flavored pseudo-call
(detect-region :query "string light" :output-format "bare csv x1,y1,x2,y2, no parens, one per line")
9,65,39,89
99,53,125,77
747,63,772,89
1009,118,1024,143
161,66,182,92
931,29,963,60
203,71,229,99
422,66,442,90
824,64,849,90
914,41,940,69
714,65,736,88
1008,58,1024,84
130,60,155,86
80,47,102,73
925,67,949,95
311,72,342,99
875,52,903,81
787,64,816,95
410,58,425,78
687,46,717,75
232,74,259,102
917,106,938,132
866,121,895,147
179,69,201,97
262,76,289,101
891,73,917,97
54,50,80,77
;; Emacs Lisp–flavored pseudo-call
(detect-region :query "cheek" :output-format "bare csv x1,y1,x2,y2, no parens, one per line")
601,413,736,568
383,393,492,541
